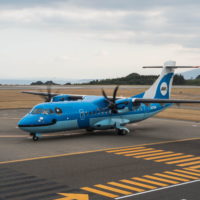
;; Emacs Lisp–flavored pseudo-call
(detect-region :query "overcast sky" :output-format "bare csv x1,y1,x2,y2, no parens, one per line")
1,0,200,79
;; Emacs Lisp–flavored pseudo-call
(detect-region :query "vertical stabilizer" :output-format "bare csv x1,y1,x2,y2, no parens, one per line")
143,61,176,99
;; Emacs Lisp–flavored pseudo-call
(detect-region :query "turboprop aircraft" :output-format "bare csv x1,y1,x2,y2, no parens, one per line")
18,61,200,141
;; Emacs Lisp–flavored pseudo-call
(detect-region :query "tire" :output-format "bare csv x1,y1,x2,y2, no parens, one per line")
117,129,128,136
86,128,94,132
33,135,39,141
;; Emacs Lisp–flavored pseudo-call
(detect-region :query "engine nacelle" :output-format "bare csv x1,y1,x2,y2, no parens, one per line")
52,95,71,102
116,98,133,112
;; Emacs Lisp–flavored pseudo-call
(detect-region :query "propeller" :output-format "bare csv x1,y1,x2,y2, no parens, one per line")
40,84,53,102
102,86,119,113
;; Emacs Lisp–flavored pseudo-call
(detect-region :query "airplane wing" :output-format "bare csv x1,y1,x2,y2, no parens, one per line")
22,91,58,97
22,91,84,100
22,91,124,100
133,98,200,104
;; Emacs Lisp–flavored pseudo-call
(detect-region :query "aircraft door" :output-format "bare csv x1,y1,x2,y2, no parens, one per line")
79,109,85,120
78,109,89,128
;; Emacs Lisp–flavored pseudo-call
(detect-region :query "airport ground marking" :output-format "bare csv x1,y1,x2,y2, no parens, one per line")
125,149,164,156
144,153,183,160
1,137,200,165
166,157,200,164
155,155,194,162
106,142,200,169
81,187,119,198
184,168,200,173
190,165,200,169
115,148,154,155
55,193,89,200
143,175,179,184
80,168,200,200
114,179,200,199
0,135,28,138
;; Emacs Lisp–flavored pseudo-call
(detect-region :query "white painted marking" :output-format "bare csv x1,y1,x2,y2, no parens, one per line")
0,117,20,120
115,180,200,199
160,82,168,96
0,135,28,138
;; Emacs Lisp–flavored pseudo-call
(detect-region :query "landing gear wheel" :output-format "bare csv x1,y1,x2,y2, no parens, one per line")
116,129,128,136
86,128,94,132
32,134,39,141
33,135,39,141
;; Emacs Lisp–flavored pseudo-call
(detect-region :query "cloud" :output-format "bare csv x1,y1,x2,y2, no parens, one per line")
0,0,200,49
0,0,66,8
55,55,71,62
95,50,110,56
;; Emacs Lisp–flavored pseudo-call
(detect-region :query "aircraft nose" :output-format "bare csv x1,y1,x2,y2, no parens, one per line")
18,115,56,128
18,115,37,128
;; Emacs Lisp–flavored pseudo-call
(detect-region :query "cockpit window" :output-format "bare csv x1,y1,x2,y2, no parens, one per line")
31,108,54,115
55,107,62,114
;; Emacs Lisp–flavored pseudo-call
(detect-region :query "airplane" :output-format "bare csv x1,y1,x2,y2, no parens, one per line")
18,61,200,141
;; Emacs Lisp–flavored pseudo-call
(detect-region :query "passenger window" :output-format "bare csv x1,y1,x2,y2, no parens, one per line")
55,107,62,114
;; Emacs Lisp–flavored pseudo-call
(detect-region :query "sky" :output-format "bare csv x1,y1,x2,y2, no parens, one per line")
0,0,200,80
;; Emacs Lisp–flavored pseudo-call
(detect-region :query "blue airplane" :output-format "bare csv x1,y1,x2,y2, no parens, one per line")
18,61,200,141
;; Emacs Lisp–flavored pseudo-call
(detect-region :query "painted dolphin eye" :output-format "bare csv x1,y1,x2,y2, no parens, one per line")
55,107,62,114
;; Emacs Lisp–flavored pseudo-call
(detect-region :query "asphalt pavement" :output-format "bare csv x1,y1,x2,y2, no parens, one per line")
0,109,200,200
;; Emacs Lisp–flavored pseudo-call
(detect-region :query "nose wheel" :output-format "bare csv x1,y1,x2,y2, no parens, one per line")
30,133,40,141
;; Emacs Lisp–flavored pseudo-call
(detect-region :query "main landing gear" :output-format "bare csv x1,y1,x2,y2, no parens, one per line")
116,128,129,135
30,133,40,141
115,122,130,136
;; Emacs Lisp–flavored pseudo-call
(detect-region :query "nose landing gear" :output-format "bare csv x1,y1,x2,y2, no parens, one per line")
30,133,40,141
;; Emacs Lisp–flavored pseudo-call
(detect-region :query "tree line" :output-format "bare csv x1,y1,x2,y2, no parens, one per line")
88,73,200,85
30,73,200,86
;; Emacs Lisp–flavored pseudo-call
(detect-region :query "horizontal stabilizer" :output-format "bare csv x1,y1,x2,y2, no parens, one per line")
133,98,200,104
143,66,200,68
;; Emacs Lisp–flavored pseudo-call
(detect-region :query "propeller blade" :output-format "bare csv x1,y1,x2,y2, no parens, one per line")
113,86,119,103
102,88,113,104
38,84,53,102
102,88,108,100
40,95,48,102
46,84,52,102
102,86,120,114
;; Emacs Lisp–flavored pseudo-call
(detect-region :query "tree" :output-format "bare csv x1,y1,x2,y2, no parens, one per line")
173,74,185,85
30,81,44,85
196,75,200,79
44,81,59,85
64,82,71,85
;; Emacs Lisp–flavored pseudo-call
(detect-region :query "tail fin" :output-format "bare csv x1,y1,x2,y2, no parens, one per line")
143,61,200,99
143,61,175,99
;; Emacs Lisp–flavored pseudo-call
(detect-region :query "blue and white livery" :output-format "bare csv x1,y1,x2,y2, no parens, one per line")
18,61,200,141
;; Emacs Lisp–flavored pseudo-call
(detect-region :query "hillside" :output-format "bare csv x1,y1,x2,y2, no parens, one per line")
181,68,200,79
88,73,189,85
